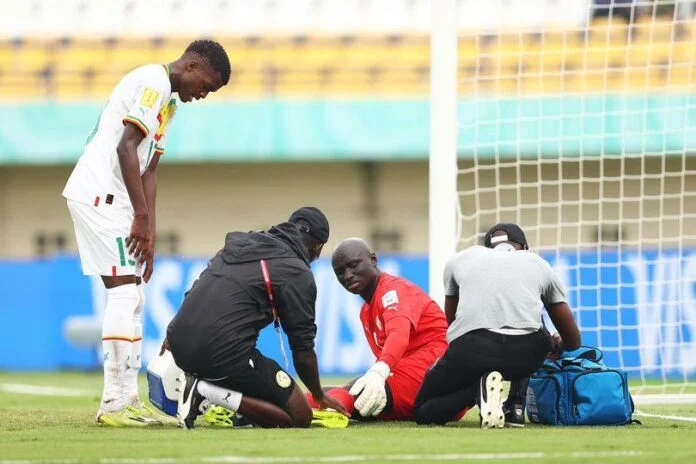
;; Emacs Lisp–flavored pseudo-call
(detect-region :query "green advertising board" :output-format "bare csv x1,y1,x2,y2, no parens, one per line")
1,95,695,164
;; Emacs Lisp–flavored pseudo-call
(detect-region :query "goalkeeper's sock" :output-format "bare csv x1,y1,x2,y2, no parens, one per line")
304,388,355,415
327,388,355,415
100,283,139,412
197,380,243,412
305,392,319,408
124,285,145,407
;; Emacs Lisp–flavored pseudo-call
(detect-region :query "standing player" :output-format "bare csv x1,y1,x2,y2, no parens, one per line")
62,40,230,427
413,223,581,428
310,238,462,422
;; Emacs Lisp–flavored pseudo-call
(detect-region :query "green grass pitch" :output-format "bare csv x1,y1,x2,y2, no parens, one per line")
1,372,696,464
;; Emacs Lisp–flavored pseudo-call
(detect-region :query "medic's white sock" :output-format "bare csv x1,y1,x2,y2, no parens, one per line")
197,380,243,412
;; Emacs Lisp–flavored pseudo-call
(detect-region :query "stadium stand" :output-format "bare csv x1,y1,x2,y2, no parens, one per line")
0,0,693,99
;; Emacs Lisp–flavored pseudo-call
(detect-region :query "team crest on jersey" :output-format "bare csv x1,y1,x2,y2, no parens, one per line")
276,370,291,388
140,88,160,109
382,290,399,310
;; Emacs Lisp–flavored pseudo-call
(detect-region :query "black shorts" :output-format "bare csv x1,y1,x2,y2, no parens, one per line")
202,349,296,408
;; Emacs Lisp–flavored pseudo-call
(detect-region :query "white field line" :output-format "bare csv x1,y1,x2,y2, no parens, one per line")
4,382,696,406
632,393,696,405
0,451,652,464
0,383,97,397
634,409,696,423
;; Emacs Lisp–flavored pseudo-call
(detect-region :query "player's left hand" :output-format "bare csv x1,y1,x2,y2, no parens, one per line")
349,361,390,417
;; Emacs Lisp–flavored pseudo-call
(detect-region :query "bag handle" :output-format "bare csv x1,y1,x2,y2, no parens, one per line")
561,346,603,363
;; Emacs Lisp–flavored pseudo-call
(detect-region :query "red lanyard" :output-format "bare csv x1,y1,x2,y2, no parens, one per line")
260,259,289,369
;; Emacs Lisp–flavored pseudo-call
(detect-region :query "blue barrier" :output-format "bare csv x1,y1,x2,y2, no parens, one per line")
0,251,694,377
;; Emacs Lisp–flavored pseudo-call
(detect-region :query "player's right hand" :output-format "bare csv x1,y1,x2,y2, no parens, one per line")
349,361,390,417
127,213,151,262
547,333,564,359
315,394,349,416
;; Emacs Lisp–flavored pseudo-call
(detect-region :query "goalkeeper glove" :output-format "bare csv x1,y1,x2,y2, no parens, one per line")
349,361,390,417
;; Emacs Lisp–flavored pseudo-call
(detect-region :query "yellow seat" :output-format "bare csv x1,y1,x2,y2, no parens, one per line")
369,68,427,96
15,45,53,73
671,40,696,65
383,42,428,69
217,69,266,98
669,65,696,87
272,69,324,96
583,45,626,70
324,69,376,96
54,45,111,74
0,73,47,100
342,42,392,70
633,16,675,43
52,73,90,100
589,17,630,47
0,43,13,74
107,46,158,74
86,71,123,98
628,42,672,67
523,74,566,95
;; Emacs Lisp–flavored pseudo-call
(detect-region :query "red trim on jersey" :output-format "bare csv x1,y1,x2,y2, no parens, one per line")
111,265,117,276
123,117,148,137
94,196,100,207
102,336,135,342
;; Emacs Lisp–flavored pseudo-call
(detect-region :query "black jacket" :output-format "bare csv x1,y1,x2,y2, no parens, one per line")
167,222,317,376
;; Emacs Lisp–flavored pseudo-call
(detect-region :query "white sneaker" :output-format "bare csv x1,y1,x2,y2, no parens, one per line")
478,371,505,429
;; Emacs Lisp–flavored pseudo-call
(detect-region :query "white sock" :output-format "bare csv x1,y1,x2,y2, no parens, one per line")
197,380,243,412
124,285,145,407
100,283,139,412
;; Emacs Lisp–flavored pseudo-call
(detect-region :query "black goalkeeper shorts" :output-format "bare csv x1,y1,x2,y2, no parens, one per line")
202,349,296,408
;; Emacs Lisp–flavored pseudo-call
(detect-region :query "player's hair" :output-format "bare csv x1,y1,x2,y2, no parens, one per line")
184,39,231,85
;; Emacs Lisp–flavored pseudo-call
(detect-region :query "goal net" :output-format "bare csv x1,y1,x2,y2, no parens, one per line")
433,0,696,400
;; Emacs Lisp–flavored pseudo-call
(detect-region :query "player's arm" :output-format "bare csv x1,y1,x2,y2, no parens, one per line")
140,152,161,282
378,316,411,369
350,289,415,417
541,262,581,352
546,302,581,352
276,270,348,414
117,124,149,261
443,255,460,325
444,296,458,325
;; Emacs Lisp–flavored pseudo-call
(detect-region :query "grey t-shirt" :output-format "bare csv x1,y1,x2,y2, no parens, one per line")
444,246,567,343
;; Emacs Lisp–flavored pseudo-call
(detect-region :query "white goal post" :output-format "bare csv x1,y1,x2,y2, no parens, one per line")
429,0,696,401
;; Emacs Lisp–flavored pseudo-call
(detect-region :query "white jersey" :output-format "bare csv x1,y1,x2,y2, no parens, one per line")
62,64,177,213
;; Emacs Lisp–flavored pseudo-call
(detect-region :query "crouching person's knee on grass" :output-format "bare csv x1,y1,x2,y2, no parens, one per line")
235,385,310,428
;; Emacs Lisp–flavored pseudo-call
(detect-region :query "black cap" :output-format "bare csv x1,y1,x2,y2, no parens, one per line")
484,223,529,249
289,207,330,243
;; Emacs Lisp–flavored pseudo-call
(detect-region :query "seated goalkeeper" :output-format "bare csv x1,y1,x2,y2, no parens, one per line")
306,238,466,421
164,207,346,429
412,223,581,428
